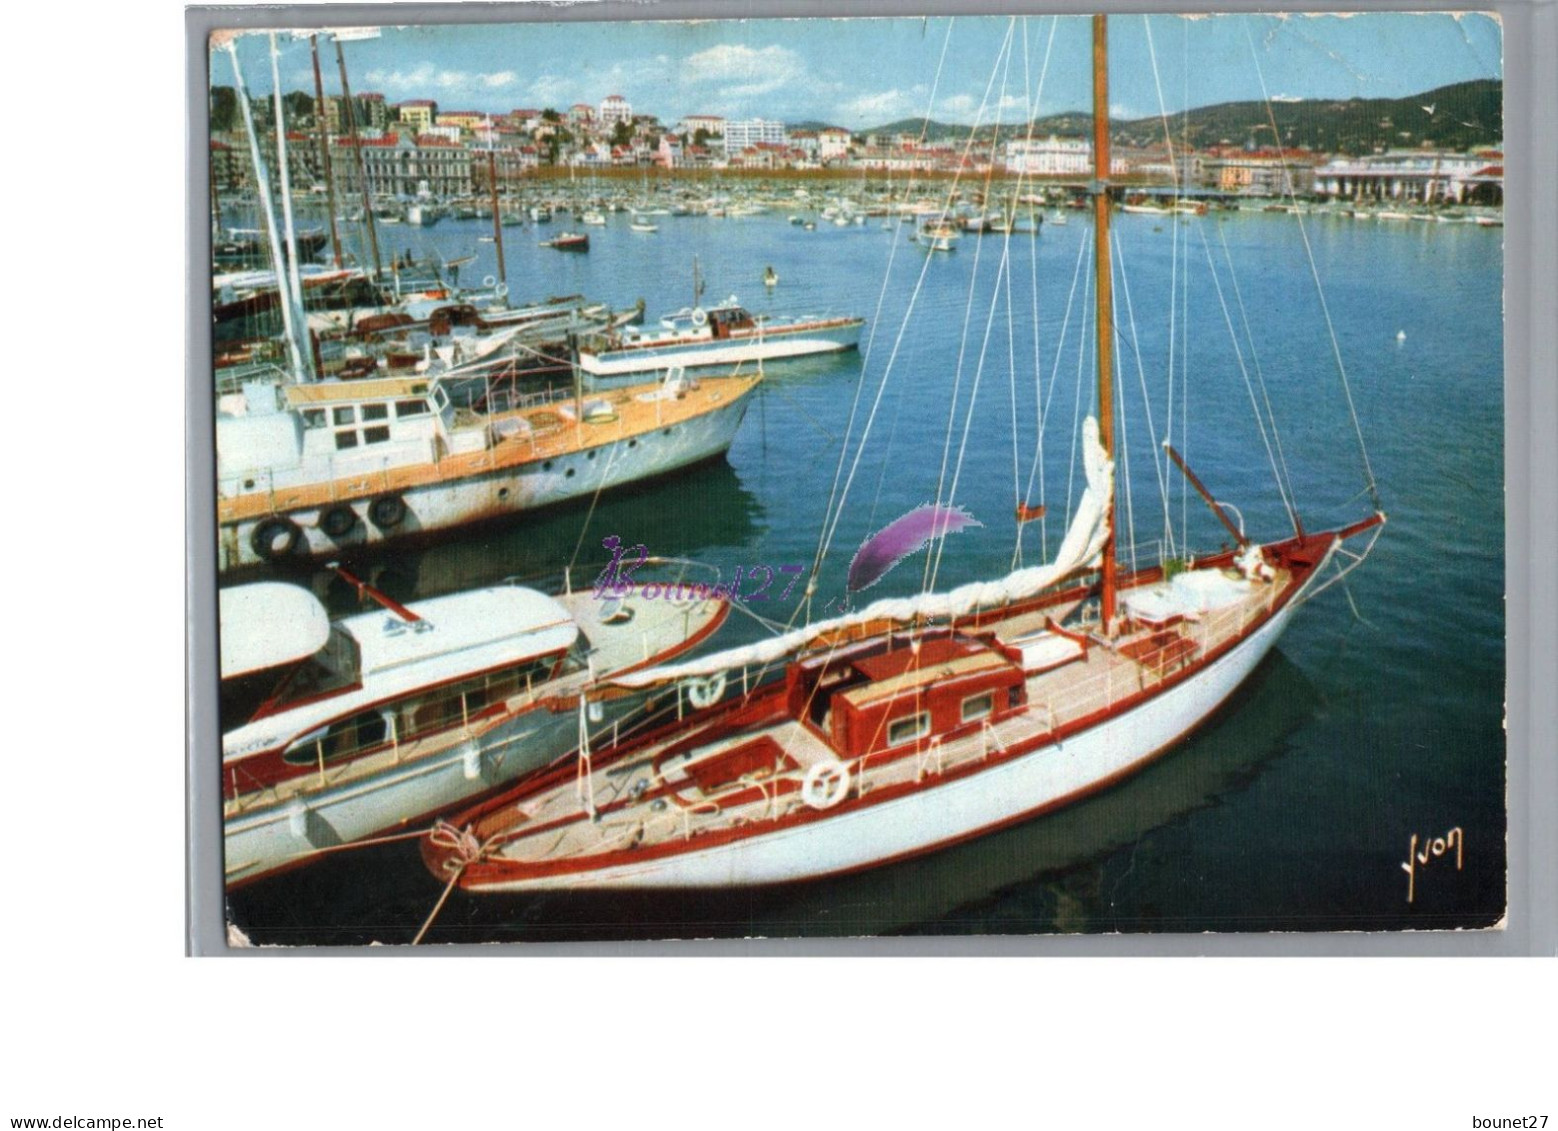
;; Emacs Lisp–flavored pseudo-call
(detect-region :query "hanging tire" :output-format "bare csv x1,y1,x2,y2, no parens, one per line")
250,516,302,561
318,504,358,539
369,494,407,530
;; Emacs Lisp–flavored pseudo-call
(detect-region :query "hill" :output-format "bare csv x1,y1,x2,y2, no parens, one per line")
858,80,1501,155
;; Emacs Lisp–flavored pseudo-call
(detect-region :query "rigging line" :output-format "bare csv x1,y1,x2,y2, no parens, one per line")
813,225,940,575
1064,244,1093,534
808,16,955,590
1013,14,1060,568
1111,231,1177,558
1111,253,1140,575
922,19,1019,597
566,420,629,575
1215,220,1303,532
1020,223,1089,564
930,17,1018,240
1180,19,1192,547
1142,16,1182,550
763,379,840,445
1194,223,1294,531
930,242,1013,594
1242,17,1380,511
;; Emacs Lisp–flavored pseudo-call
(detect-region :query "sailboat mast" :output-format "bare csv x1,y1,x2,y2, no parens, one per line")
226,41,307,385
269,33,314,382
310,35,343,269
487,144,506,287
335,38,382,280
1091,13,1118,627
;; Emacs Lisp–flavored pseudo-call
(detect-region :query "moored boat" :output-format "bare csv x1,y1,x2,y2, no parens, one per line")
223,569,730,886
576,296,863,379
216,367,760,573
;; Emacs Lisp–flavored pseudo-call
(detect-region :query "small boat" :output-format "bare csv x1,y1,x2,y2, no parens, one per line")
542,232,590,251
577,294,864,379
406,203,444,228
222,570,729,887
918,219,960,252
630,217,659,233
582,210,607,226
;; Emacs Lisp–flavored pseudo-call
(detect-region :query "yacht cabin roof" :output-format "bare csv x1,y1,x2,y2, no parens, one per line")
220,583,331,678
342,586,579,677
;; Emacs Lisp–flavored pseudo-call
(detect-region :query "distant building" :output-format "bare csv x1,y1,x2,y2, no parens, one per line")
358,93,388,131
723,118,787,152
1208,150,1318,196
600,94,632,127
818,128,852,161
1004,136,1090,176
1313,149,1501,204
680,114,725,137
567,103,595,129
436,110,486,133
655,134,682,168
330,132,473,198
394,100,437,133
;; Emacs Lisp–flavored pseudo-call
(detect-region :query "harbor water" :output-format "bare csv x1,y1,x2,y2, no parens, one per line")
221,202,1505,943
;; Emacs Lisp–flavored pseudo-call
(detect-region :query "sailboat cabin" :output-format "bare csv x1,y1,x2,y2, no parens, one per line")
788,634,1028,759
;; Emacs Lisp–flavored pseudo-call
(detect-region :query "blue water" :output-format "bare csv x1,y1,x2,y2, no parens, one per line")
222,202,1505,941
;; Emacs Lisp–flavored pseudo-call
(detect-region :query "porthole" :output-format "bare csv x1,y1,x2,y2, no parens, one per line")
543,460,554,471
565,467,576,478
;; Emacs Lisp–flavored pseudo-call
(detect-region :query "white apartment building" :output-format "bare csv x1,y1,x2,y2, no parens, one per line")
722,118,788,151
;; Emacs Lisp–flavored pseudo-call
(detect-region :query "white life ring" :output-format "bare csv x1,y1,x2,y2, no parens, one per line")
684,671,726,710
483,274,496,288
802,761,851,810
494,281,509,298
691,306,708,327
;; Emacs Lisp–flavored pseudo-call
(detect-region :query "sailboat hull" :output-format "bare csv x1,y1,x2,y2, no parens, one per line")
448,538,1345,892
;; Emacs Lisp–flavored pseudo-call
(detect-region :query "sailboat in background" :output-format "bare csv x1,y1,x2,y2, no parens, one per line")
423,15,1386,892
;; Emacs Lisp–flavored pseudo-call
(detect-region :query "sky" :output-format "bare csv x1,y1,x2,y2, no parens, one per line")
214,12,1503,130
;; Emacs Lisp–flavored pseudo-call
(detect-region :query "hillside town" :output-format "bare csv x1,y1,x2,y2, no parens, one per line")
210,88,1505,208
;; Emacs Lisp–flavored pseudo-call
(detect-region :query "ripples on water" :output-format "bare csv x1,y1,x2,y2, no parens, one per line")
221,205,1505,942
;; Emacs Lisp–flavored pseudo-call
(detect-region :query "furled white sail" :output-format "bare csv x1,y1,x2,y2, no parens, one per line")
611,416,1113,688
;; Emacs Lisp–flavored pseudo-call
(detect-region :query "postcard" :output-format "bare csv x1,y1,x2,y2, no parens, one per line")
203,9,1506,946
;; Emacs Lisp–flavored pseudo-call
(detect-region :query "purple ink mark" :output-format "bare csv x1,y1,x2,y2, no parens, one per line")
846,504,983,593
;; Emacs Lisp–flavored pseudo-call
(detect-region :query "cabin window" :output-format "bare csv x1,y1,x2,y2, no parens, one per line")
333,406,356,426
363,426,391,445
887,712,930,747
361,403,389,422
301,409,327,429
395,399,430,418
961,692,995,724
282,708,390,765
334,431,359,450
